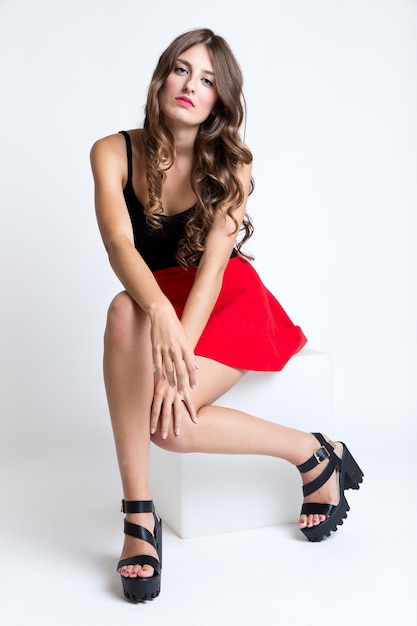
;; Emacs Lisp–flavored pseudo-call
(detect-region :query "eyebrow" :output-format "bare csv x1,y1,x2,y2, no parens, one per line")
176,57,215,77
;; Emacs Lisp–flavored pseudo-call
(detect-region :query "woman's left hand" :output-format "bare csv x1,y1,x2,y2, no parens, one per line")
150,374,198,439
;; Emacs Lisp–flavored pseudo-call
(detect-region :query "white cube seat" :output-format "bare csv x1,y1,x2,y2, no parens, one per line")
149,348,334,538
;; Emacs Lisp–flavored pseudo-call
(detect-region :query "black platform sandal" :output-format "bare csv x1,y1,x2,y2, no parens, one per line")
297,433,364,542
117,500,162,602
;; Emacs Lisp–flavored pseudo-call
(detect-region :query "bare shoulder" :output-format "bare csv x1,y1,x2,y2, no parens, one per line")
90,132,125,166
89,132,128,187
90,129,144,176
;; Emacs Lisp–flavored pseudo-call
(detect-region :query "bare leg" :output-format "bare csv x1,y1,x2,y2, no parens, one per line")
152,356,343,530
105,293,341,581
103,292,157,579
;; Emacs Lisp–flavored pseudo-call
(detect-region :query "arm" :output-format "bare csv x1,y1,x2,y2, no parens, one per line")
150,160,253,437
181,160,253,348
90,133,198,392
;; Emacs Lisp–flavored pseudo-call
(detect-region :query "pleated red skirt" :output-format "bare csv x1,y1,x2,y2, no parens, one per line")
153,255,307,372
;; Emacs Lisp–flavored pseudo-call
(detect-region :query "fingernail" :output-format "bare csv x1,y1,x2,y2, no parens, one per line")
150,428,156,435
162,432,167,440
175,429,180,436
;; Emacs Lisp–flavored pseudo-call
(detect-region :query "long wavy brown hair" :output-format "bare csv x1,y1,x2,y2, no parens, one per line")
142,28,254,267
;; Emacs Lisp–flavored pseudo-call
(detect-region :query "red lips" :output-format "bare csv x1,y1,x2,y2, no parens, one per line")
175,97,194,107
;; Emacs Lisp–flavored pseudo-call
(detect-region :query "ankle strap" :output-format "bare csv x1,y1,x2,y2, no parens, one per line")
296,433,336,473
121,500,155,514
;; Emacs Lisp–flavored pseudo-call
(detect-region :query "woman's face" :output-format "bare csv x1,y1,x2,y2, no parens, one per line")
159,44,218,128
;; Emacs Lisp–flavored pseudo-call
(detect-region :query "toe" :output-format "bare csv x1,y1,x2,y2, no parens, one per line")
128,565,140,578
138,565,154,578
124,564,155,578
299,514,307,528
299,512,329,529
119,565,133,577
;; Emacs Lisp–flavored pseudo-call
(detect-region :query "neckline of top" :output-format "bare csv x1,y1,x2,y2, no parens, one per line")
125,179,195,218
159,206,194,219
120,130,195,218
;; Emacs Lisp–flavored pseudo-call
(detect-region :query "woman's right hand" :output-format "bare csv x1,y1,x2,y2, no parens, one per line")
149,304,198,395
150,374,198,439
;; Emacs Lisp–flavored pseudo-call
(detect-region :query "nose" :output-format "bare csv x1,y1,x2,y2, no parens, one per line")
183,77,195,94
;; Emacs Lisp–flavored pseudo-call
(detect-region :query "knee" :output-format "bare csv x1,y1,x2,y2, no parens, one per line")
151,429,195,454
104,291,147,348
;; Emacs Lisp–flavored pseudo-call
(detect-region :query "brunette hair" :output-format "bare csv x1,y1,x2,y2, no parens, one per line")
142,28,254,267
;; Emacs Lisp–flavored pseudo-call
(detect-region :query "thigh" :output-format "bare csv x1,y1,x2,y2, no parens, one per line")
151,356,246,449
190,356,247,411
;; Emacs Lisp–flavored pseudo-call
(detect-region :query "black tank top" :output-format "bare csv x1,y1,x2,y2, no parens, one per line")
119,130,237,271
120,130,194,271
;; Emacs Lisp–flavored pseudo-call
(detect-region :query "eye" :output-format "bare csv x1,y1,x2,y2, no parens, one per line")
202,77,214,87
174,66,188,76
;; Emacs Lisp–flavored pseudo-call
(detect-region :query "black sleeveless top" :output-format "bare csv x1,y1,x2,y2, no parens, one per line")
119,130,237,271
120,130,193,271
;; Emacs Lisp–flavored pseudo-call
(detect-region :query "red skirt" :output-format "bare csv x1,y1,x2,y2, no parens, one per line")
153,255,307,372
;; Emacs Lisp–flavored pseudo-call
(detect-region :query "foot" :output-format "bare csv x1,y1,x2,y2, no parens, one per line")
118,512,159,579
297,435,343,530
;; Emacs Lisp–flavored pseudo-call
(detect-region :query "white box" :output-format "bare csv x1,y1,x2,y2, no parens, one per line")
149,349,334,538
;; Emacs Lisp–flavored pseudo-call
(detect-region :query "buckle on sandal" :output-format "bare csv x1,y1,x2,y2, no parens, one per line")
314,446,331,463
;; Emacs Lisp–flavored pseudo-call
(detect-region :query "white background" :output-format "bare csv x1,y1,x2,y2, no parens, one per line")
0,1,416,624
1,0,415,452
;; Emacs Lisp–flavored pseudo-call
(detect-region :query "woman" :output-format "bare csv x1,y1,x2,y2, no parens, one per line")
90,28,363,603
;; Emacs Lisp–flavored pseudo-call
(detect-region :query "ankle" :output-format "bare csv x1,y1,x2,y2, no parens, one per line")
125,511,153,519
290,432,321,467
